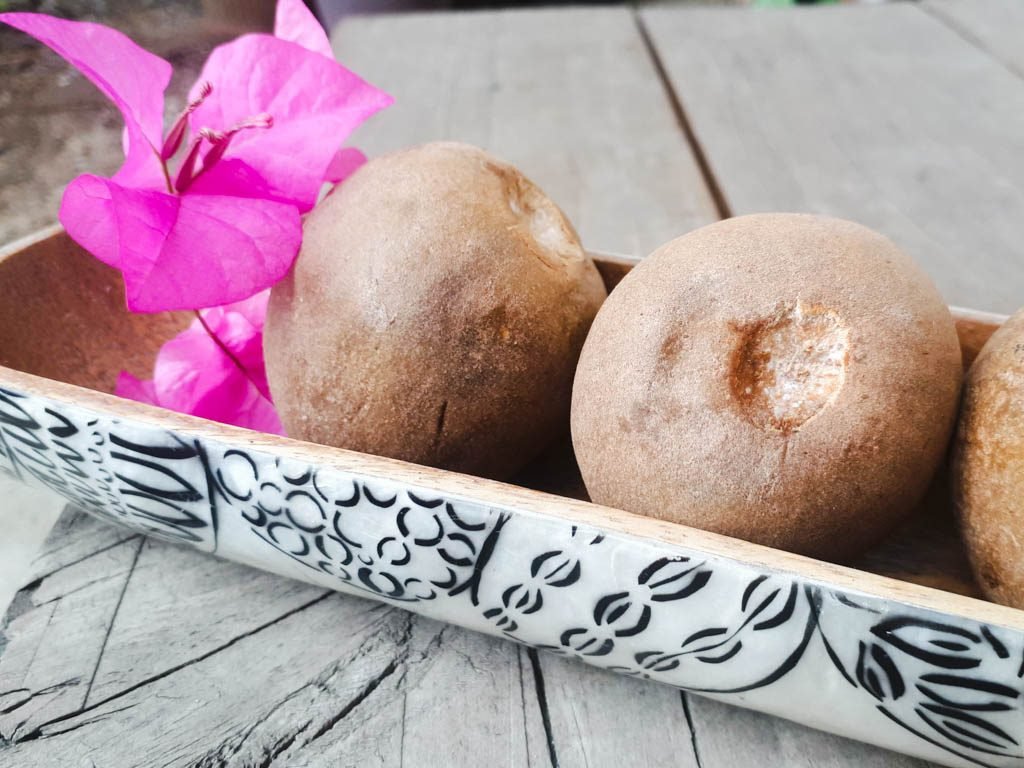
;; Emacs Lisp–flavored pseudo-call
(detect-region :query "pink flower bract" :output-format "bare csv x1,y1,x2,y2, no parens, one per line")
184,33,385,212
117,292,283,434
273,0,335,59
3,1,392,432
0,2,391,313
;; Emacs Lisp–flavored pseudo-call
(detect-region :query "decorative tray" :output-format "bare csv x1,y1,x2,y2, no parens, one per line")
1,227,1021,768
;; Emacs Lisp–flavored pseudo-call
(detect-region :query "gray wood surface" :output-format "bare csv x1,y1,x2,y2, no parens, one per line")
6,2,1024,765
0,483,64,612
924,0,1024,79
641,1,1024,314
2,507,939,768
336,6,717,257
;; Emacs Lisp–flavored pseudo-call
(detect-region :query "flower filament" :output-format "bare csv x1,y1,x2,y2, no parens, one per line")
156,82,273,194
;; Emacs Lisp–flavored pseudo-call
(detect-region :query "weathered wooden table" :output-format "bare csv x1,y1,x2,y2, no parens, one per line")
2,2,1024,765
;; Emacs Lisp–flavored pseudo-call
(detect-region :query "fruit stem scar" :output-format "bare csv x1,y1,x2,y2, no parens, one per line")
730,301,849,433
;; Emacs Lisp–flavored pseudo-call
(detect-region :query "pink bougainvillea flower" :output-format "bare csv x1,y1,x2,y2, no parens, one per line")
117,291,283,434
0,1,391,312
3,1,391,431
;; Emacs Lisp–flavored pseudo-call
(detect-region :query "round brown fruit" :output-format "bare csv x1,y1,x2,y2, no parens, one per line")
570,213,962,561
265,141,607,479
954,308,1024,608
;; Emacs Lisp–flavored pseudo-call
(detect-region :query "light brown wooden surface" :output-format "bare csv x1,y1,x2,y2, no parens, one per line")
0,228,189,393
6,3,1024,766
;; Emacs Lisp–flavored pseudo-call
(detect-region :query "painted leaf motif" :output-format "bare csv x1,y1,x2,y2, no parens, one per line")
740,576,800,631
560,627,616,658
873,617,984,670
530,550,582,588
594,591,652,638
855,641,906,702
915,703,1020,757
917,673,1020,713
637,556,712,602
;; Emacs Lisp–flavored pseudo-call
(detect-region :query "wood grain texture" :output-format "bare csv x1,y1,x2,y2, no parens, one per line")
681,695,930,768
924,0,1024,79
0,227,189,393
0,479,64,613
534,651,699,768
0,509,553,767
334,6,719,258
640,2,1024,314
0,520,142,742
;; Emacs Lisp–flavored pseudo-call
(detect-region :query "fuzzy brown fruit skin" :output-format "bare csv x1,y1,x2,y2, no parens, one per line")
954,309,1024,608
571,213,962,561
265,142,607,480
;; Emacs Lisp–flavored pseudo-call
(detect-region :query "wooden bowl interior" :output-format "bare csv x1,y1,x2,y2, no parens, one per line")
0,231,1008,600
0,229,189,394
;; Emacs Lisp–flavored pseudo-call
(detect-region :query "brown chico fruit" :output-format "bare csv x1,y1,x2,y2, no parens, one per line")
265,142,607,479
954,309,1024,608
571,213,962,561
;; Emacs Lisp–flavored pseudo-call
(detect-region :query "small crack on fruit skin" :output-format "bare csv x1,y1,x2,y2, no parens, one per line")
729,301,850,434
432,399,449,450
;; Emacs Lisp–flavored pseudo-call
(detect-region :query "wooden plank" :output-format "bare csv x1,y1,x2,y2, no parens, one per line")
334,6,718,258
683,695,930,768
0,532,143,741
85,537,329,704
536,652,699,768
641,2,1024,314
1,582,405,767
24,508,135,586
274,629,547,768
0,480,64,612
924,0,1024,79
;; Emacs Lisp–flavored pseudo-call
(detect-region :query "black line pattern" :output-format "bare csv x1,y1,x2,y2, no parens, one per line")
1,384,1022,768
817,593,1023,767
0,388,216,550
209,446,508,604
